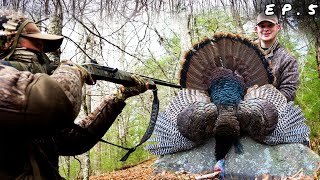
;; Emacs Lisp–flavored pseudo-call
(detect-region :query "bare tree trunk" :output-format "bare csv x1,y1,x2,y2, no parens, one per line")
177,10,192,55
82,23,96,179
82,151,90,180
65,156,71,179
72,0,75,17
118,26,129,146
229,0,244,34
316,32,320,78
118,116,128,145
93,141,101,175
2,0,7,6
47,0,63,63
82,79,91,180
82,82,91,179
86,21,103,175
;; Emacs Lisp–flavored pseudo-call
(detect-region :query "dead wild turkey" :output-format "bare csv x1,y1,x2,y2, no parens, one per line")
145,33,310,176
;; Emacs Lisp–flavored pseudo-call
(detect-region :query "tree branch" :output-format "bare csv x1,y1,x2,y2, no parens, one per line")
73,15,145,64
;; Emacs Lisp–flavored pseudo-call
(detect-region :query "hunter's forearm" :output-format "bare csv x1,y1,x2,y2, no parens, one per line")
77,94,126,136
53,93,126,156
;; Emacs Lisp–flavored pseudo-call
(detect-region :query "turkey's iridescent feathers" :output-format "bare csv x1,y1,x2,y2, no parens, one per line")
177,102,217,143
208,68,246,106
238,99,279,142
177,33,274,161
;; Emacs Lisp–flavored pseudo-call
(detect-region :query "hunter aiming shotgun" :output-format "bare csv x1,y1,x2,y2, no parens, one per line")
0,59,181,89
0,59,180,161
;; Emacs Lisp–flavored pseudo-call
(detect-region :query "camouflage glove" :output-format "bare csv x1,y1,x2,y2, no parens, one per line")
114,75,147,102
60,60,95,85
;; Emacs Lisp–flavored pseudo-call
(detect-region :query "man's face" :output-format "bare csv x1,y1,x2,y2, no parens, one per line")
255,21,280,43
18,36,44,52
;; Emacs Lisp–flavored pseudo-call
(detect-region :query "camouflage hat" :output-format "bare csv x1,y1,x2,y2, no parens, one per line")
0,11,63,59
20,20,64,52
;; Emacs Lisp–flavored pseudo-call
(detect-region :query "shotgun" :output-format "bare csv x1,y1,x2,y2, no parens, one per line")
81,62,181,89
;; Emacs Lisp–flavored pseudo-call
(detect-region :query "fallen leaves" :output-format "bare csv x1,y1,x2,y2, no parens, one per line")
89,158,319,180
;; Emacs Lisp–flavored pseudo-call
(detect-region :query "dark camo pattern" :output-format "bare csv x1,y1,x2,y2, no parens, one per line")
0,64,35,111
4,49,51,74
50,62,84,118
0,59,84,121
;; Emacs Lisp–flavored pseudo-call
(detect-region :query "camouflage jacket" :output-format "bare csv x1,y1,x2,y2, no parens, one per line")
0,50,126,179
271,46,299,101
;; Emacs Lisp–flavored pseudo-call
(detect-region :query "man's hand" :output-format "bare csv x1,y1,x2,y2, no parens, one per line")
115,75,148,101
60,60,95,85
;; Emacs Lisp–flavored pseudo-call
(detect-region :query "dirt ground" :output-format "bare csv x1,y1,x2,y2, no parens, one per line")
89,158,319,180
89,158,199,180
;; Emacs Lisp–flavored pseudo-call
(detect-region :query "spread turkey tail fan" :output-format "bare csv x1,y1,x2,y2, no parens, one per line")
179,32,275,90
145,89,211,155
264,101,310,145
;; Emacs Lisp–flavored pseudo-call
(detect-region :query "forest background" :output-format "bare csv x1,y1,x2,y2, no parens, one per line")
1,0,319,179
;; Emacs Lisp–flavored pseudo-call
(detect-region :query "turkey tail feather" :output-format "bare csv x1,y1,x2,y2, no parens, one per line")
179,33,275,90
